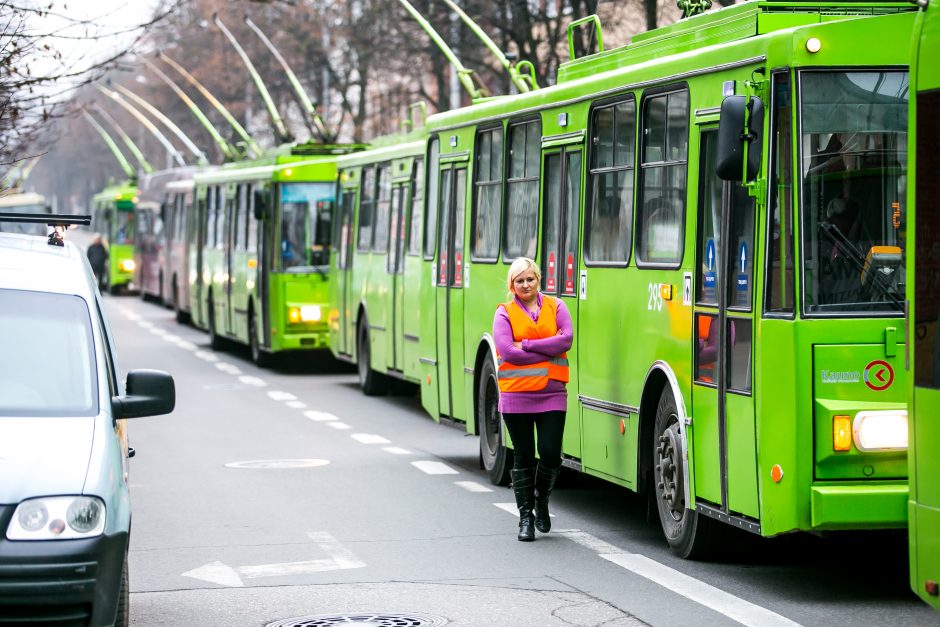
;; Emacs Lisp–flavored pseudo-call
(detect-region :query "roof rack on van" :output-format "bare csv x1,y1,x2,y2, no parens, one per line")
0,213,91,247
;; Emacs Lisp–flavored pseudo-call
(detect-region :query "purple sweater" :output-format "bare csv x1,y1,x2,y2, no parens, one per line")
493,293,573,414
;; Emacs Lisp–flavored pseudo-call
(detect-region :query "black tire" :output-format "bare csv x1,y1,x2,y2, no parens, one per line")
173,282,188,324
113,553,129,627
357,319,388,396
249,309,272,367
652,387,720,559
478,356,512,486
207,295,225,351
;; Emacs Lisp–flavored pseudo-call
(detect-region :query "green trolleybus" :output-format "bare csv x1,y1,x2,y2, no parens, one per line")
907,0,940,610
333,1,916,557
91,182,138,294
190,143,361,365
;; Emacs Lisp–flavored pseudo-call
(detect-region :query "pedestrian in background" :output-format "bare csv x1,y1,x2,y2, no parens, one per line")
86,234,108,291
492,256,573,541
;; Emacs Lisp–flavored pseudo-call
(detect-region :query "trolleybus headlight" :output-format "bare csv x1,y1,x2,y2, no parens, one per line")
119,259,136,272
300,305,321,322
7,496,106,540
853,410,908,452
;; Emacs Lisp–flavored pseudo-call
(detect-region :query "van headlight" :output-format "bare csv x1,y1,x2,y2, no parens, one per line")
853,410,908,452
7,496,106,540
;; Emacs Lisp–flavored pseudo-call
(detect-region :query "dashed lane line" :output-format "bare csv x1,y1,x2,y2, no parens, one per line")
267,390,298,402
382,446,413,455
411,461,459,475
327,421,352,430
304,410,339,422
350,433,391,445
239,376,267,387
557,530,801,627
455,481,493,493
286,401,307,409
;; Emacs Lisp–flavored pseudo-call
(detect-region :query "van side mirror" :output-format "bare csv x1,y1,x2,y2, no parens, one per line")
253,189,269,220
112,369,175,419
716,95,764,181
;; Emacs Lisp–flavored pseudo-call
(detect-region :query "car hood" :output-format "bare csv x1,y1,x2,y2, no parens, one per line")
0,417,95,504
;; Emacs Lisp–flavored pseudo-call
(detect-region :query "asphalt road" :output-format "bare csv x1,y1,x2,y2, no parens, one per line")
103,294,939,627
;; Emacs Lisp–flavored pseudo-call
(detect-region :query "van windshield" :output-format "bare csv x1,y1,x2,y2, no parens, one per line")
0,289,98,417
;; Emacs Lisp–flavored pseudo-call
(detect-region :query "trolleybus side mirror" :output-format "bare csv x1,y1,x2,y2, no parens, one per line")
716,95,764,182
253,189,269,220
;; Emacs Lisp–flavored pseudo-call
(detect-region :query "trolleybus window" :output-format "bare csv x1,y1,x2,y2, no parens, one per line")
358,166,376,252
247,185,258,254
766,71,795,314
408,159,423,256
914,89,940,387
472,127,503,260
586,98,636,264
424,139,439,260
637,88,689,266
280,182,334,270
374,165,392,253
504,119,540,261
800,70,908,314
235,185,248,251
0,290,97,417
114,204,136,245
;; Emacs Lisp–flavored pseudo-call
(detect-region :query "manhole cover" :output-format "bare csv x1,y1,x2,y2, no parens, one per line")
265,613,448,627
224,459,330,469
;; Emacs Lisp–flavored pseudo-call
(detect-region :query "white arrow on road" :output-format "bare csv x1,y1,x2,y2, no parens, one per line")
181,531,365,588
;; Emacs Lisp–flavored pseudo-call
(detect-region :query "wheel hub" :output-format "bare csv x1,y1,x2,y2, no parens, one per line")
656,423,684,514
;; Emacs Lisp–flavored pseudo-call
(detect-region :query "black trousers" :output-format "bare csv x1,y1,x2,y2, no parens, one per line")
502,410,566,470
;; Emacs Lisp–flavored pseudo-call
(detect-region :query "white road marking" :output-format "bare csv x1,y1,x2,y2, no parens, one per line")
304,410,339,422
215,362,242,375
558,530,801,627
148,328,167,336
267,390,298,402
138,320,154,329
194,350,219,362
163,333,182,344
327,421,352,430
411,461,458,475
286,401,307,409
350,433,391,445
239,376,268,387
181,531,365,588
178,341,197,351
382,446,412,455
455,481,492,493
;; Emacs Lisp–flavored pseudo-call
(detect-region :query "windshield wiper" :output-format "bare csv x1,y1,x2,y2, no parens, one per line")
818,221,903,310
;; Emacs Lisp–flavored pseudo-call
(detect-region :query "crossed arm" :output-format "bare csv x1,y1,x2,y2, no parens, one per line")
492,300,573,366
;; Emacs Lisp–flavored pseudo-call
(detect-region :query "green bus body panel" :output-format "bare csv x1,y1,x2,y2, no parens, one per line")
909,0,940,611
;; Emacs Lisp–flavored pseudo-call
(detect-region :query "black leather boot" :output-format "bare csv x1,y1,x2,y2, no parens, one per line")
510,467,536,541
534,463,561,533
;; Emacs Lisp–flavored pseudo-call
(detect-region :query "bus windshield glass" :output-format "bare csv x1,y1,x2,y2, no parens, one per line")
800,70,908,314
279,182,334,271
0,204,47,236
113,208,136,245
0,289,98,417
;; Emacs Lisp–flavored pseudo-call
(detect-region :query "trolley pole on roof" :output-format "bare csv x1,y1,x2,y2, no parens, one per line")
243,16,332,143
94,84,187,168
157,52,262,159
112,84,209,166
440,0,537,93
213,14,293,146
82,110,137,181
143,56,240,162
90,103,154,174
396,0,485,102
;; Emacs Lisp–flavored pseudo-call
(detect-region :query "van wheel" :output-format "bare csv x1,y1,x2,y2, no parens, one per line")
653,388,719,559
113,553,129,627
357,319,387,396
478,356,512,486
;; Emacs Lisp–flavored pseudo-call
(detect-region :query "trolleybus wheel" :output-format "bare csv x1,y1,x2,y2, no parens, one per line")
172,281,187,324
207,295,225,351
357,318,388,396
478,356,512,486
249,311,271,367
652,387,718,559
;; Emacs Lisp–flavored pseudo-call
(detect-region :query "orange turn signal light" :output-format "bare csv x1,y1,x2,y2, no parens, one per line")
833,415,852,451
660,284,673,300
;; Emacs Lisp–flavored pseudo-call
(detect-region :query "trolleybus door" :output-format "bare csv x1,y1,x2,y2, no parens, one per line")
335,186,356,357
690,128,759,522
387,180,407,372
540,146,583,455
435,163,468,421
223,186,236,336
401,158,424,380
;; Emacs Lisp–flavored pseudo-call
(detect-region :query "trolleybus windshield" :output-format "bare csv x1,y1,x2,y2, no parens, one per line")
279,182,334,271
113,206,136,245
800,70,909,314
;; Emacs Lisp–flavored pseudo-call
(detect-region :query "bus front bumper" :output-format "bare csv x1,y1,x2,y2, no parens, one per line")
810,482,908,529
273,329,330,352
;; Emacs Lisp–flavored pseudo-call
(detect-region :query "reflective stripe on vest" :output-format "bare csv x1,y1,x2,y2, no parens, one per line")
496,295,569,393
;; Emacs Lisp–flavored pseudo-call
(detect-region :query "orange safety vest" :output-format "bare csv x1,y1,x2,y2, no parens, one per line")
496,295,569,393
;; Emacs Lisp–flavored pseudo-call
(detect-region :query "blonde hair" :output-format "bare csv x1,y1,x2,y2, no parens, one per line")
506,256,541,300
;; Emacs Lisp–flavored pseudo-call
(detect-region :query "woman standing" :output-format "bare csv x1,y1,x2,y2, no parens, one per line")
493,257,573,541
